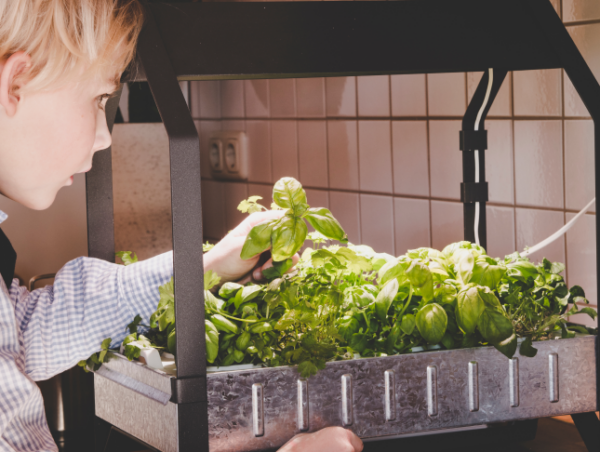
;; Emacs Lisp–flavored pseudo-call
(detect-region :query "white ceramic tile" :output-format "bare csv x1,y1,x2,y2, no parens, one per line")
271,120,299,181
223,182,249,232
391,74,427,117
429,120,462,200
394,198,431,255
551,0,561,18
514,120,564,208
298,121,328,188
513,69,562,116
431,200,463,250
244,80,270,118
486,120,514,205
563,0,600,22
195,120,222,180
467,72,512,117
305,188,329,209
391,121,429,197
329,191,361,244
201,179,226,240
565,120,596,212
222,120,246,132
246,121,272,183
564,74,591,117
296,78,326,118
190,81,221,119
269,79,296,118
358,120,393,193
357,75,390,117
360,194,395,254
427,73,467,117
247,183,273,207
485,206,516,259
515,208,565,265
220,80,244,118
566,212,597,305
327,120,359,190
326,77,357,117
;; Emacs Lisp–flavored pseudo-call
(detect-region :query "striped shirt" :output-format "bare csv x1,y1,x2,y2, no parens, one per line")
0,211,173,451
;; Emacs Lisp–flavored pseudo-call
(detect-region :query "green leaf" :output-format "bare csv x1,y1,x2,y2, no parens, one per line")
238,196,265,214
304,207,348,242
494,332,517,359
375,278,399,321
477,307,515,349
455,249,475,285
167,328,177,355
240,220,275,260
416,303,448,345
262,258,294,280
519,337,538,357
406,261,434,302
127,315,143,334
378,259,406,285
115,251,138,266
456,286,485,334
579,307,597,320
250,321,273,334
236,332,251,351
204,270,221,291
211,314,239,334
349,333,369,354
400,314,416,335
298,361,319,378
271,216,308,262
101,338,112,350
273,177,307,209
205,320,219,363
219,282,243,299
441,332,454,349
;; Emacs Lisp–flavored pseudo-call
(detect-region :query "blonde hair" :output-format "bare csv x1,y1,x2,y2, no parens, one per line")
0,0,144,93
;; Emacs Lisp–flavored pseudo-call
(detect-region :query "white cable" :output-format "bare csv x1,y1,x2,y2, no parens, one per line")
472,68,494,246
521,198,596,257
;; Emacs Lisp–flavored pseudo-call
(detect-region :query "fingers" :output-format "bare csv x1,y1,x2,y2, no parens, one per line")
346,429,364,452
253,253,300,282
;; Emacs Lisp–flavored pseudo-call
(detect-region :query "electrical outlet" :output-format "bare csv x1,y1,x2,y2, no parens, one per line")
207,131,248,180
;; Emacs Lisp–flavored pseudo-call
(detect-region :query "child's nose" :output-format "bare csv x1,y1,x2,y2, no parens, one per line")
93,108,112,152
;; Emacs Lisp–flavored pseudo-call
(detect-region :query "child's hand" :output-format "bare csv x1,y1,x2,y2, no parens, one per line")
203,210,299,284
278,427,363,452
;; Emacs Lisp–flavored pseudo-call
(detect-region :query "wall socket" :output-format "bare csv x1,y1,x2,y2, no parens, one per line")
207,131,248,180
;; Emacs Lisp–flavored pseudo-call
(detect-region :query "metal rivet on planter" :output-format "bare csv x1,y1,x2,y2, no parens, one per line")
468,361,479,412
341,374,353,426
549,353,559,403
252,383,264,437
297,379,309,432
509,358,519,408
427,366,438,416
384,370,396,421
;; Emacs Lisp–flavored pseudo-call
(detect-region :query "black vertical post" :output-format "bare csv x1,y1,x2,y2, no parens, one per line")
86,88,121,262
524,0,600,449
137,3,209,451
461,69,507,251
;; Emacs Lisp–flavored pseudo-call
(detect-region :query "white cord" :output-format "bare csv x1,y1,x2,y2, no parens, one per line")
521,198,596,257
472,68,494,246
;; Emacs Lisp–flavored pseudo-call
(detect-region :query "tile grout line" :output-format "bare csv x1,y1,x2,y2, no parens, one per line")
510,71,518,253
425,73,434,248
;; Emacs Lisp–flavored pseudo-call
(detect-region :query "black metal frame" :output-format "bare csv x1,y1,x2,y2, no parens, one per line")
88,0,600,450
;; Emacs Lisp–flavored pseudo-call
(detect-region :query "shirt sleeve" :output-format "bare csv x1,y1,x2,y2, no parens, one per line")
11,251,173,381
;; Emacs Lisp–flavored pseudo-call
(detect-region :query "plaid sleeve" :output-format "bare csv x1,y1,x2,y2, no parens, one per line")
12,252,173,381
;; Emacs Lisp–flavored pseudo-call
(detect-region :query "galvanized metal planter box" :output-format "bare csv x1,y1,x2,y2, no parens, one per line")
94,335,597,452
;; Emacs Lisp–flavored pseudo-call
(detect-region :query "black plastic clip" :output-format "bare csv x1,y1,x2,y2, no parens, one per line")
170,376,207,404
461,182,488,203
460,130,488,151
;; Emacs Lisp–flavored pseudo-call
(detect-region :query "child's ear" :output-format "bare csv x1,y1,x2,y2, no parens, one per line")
0,52,31,117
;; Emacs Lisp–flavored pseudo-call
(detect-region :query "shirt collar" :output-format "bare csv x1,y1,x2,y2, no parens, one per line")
0,210,7,225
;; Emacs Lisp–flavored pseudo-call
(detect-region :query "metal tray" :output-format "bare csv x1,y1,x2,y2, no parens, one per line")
94,335,597,452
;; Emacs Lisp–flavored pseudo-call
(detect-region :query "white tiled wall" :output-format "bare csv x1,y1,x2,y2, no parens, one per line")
193,0,599,308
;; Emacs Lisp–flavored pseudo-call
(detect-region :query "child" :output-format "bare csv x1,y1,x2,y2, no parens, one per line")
0,1,363,451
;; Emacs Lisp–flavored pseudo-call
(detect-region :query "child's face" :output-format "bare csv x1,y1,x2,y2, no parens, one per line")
0,72,115,210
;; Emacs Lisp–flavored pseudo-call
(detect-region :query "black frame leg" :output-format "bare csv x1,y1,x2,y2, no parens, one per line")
572,412,600,451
